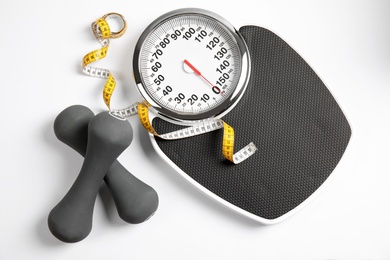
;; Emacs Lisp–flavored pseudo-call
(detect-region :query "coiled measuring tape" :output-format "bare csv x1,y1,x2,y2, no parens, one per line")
82,13,127,109
112,103,257,164
83,13,257,164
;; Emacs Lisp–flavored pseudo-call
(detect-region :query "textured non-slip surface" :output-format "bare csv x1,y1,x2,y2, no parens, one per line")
152,26,351,220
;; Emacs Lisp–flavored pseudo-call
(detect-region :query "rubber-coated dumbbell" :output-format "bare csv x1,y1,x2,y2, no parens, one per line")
48,108,157,242
51,105,159,224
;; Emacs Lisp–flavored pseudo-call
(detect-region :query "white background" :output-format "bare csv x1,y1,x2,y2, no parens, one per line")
1,0,389,259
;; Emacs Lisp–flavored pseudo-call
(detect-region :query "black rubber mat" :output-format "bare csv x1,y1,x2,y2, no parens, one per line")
152,26,351,221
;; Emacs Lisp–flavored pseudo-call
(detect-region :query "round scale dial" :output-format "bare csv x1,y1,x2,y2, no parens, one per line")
133,8,250,122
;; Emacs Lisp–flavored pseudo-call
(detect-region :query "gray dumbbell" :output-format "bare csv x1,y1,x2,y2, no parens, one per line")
48,108,152,243
51,105,159,224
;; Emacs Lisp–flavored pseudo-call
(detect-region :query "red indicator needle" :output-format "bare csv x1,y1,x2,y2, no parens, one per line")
183,59,215,88
184,59,201,76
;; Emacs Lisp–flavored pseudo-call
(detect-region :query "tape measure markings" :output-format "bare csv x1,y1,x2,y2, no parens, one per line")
113,103,257,164
82,13,127,109
112,104,139,117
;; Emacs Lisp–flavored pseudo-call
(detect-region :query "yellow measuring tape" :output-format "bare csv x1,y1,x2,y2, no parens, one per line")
82,13,127,109
113,103,257,164
83,13,257,164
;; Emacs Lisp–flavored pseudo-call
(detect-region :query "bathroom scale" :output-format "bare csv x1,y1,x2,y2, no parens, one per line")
134,9,352,224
